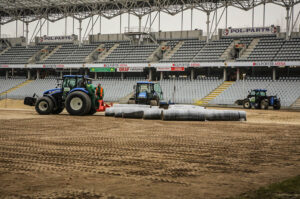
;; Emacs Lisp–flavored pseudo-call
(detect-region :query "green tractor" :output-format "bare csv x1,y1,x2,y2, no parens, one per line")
240,89,281,110
24,75,110,115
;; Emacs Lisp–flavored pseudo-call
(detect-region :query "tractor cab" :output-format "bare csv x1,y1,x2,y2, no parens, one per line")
61,75,92,98
129,81,166,107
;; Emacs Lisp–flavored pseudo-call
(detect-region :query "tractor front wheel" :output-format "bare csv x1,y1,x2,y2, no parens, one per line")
150,100,158,106
243,99,251,109
273,101,281,110
65,91,91,116
260,99,269,110
35,97,54,115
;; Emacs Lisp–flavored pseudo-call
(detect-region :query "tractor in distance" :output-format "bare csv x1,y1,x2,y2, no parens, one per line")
24,75,110,115
128,81,169,108
236,89,281,110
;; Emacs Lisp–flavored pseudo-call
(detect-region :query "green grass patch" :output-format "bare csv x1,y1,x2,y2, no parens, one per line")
228,175,300,199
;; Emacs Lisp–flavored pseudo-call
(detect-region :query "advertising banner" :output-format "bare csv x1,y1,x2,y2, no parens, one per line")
90,67,115,72
117,67,144,72
38,35,77,43
222,26,278,37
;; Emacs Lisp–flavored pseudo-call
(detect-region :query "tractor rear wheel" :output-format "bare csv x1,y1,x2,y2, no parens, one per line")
35,96,54,115
243,99,251,109
65,91,91,116
260,99,269,110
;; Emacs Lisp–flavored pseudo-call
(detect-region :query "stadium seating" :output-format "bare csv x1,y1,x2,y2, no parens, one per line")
0,78,26,95
274,38,300,61
160,78,223,104
101,41,159,63
7,78,57,99
192,38,233,62
210,78,300,107
0,46,43,64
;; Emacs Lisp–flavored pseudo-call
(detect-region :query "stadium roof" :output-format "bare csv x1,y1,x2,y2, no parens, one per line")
0,0,299,25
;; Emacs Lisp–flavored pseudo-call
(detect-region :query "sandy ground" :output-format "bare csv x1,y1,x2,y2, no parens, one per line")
0,100,299,199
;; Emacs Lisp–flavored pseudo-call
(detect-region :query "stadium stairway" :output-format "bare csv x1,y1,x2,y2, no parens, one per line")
85,43,104,63
220,40,236,60
148,42,167,62
291,97,300,109
239,38,260,59
0,46,10,55
99,43,119,61
196,81,235,105
163,41,184,60
42,45,62,62
0,80,33,97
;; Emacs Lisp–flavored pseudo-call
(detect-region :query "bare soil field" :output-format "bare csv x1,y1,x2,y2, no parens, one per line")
0,100,299,199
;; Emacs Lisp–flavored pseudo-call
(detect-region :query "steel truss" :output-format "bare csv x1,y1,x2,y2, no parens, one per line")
0,0,299,25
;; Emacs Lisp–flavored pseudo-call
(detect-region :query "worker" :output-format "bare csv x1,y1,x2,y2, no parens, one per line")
95,83,104,100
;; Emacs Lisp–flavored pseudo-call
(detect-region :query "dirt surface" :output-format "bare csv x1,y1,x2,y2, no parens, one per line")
0,101,300,199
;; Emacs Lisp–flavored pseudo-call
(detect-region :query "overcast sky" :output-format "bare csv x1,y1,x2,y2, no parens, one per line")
1,3,300,41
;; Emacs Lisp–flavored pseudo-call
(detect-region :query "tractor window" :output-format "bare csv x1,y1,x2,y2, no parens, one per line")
63,78,76,90
260,92,266,96
139,84,151,93
250,91,256,96
154,83,163,99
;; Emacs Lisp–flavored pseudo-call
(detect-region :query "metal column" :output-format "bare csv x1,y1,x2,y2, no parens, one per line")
139,16,142,32
149,68,153,81
37,70,40,79
16,20,18,37
191,68,195,80
79,19,82,47
39,18,42,37
225,4,228,28
92,16,94,35
25,22,29,48
47,20,49,35
206,12,210,43
149,12,152,31
263,2,266,27
94,72,97,79
22,21,24,37
252,2,255,28
272,67,276,81
191,8,193,30
286,7,290,40
99,15,102,34
121,72,124,80
65,17,67,36
158,11,161,32
181,7,184,32
236,68,240,81
120,14,122,34
5,70,9,79
73,17,75,35
27,70,31,80
223,68,227,81
160,71,163,80
291,5,294,34
128,13,130,30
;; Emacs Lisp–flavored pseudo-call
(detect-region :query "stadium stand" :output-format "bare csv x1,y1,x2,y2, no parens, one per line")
0,78,26,94
0,46,43,64
192,38,233,62
160,78,223,104
274,38,300,61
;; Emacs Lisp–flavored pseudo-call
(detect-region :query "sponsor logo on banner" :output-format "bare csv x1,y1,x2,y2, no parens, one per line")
171,67,185,71
117,67,144,72
274,61,286,66
222,26,277,36
157,67,172,71
39,35,76,43
0,65,9,68
190,63,201,67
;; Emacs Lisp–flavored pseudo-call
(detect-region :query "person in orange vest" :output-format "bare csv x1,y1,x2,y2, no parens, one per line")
95,83,104,100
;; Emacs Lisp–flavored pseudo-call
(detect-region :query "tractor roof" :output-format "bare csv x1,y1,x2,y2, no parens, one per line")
137,81,155,84
63,75,89,78
253,89,267,92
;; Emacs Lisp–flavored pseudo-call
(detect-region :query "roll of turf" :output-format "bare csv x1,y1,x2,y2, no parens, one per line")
122,107,145,119
204,110,241,121
143,108,163,120
105,107,115,116
114,104,150,108
162,109,205,121
168,104,205,110
238,111,247,121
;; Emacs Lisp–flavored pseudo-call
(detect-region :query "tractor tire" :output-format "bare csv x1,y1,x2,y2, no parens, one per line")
35,97,54,115
150,100,158,106
260,99,269,110
52,106,64,114
65,91,91,116
243,99,251,109
273,101,281,110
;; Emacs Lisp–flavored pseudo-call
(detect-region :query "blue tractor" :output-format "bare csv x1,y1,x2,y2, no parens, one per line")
128,81,169,108
240,89,281,110
24,75,107,115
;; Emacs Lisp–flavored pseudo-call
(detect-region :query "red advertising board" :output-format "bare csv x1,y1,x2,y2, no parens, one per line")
171,67,185,71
